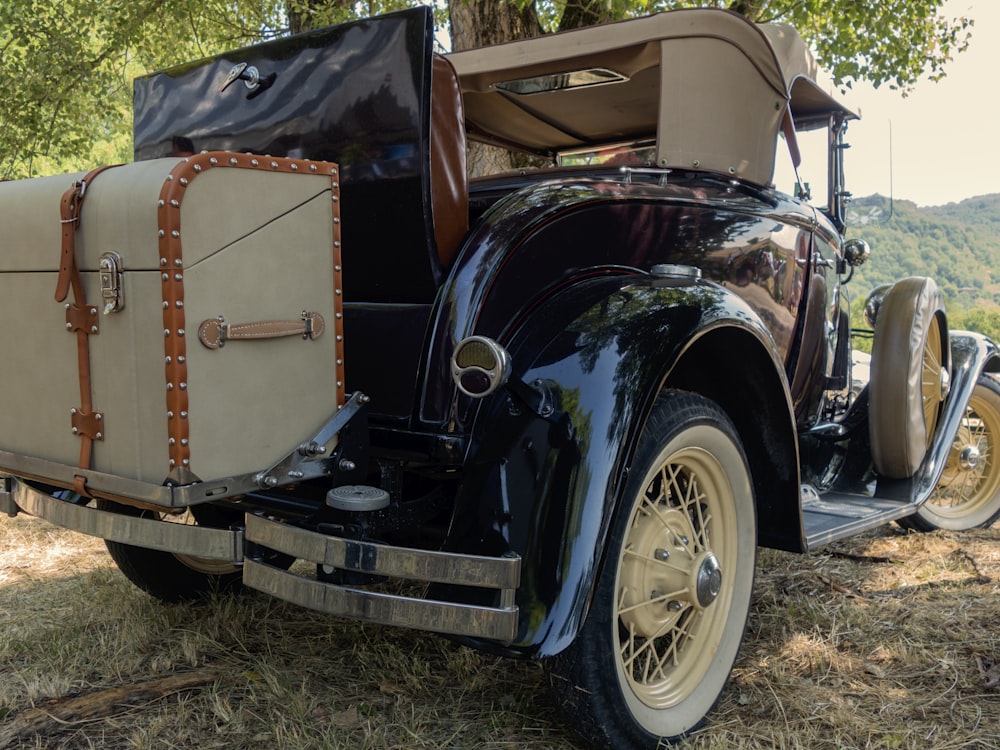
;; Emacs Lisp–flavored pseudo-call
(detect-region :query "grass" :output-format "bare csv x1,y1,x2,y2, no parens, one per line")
1,514,998,749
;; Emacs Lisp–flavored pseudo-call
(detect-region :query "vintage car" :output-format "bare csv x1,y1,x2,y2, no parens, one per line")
1,6,998,748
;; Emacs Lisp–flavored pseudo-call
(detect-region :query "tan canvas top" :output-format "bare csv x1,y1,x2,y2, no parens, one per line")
447,8,855,186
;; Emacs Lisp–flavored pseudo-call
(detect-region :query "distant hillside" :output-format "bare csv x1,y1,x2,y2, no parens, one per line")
847,193,1000,310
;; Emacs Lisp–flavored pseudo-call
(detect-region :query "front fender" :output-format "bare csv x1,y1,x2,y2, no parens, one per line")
442,274,798,656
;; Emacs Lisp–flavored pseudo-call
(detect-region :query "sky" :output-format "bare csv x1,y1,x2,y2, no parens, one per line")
842,0,999,207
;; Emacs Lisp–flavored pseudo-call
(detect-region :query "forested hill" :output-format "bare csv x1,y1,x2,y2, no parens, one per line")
846,193,1000,311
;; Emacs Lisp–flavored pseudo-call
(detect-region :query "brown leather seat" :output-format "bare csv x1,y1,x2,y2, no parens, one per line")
430,55,469,270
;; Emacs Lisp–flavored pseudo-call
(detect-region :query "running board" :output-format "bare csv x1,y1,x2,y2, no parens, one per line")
802,487,914,550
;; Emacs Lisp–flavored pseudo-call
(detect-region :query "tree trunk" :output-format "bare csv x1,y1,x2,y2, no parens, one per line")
558,0,615,32
449,0,542,51
449,1,543,176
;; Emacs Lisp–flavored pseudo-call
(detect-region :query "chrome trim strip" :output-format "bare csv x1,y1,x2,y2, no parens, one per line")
243,513,521,642
0,476,17,517
11,479,243,562
244,513,520,589
243,559,519,643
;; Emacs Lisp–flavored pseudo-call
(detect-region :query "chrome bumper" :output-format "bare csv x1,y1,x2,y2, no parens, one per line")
3,477,521,644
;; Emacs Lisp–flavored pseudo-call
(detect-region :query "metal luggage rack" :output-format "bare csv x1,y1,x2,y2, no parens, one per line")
0,392,369,509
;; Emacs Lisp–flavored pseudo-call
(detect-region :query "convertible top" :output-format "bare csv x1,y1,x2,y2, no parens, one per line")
447,8,855,186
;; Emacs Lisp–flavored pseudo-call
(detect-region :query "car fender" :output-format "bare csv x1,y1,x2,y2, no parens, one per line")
443,274,801,656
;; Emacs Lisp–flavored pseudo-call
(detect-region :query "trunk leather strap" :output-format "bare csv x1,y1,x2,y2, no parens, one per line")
197,312,325,350
57,165,119,491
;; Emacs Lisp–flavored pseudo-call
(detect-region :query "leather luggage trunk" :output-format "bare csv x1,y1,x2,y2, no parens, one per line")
0,152,344,489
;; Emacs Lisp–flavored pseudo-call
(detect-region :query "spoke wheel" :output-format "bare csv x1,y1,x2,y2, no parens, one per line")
902,376,1000,531
617,447,736,710
549,391,755,748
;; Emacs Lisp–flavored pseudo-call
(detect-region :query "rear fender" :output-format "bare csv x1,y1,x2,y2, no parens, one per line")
443,275,800,656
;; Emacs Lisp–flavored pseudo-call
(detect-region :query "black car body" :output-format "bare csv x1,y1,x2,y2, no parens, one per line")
2,7,998,747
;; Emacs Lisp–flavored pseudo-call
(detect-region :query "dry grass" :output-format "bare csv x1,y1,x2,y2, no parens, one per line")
1,514,998,749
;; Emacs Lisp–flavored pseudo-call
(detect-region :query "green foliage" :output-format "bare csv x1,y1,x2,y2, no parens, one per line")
847,193,1000,342
0,0,976,179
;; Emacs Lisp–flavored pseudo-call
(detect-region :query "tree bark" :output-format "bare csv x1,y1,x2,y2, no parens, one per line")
0,671,218,747
449,0,542,51
449,1,543,175
558,0,615,32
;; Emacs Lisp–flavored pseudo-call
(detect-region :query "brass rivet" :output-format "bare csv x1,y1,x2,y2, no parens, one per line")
70,408,78,415
193,164,202,173
179,177,189,186
160,258,167,266
171,230,180,238
170,199,179,208
178,355,186,363
95,432,102,440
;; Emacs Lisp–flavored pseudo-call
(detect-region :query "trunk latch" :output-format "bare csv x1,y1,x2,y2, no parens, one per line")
99,251,125,314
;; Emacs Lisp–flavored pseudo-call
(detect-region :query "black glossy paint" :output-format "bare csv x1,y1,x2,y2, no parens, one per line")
433,274,796,655
422,171,826,430
130,11,848,653
135,8,442,304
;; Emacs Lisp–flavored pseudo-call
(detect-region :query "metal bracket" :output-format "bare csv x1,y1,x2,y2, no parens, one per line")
253,391,370,489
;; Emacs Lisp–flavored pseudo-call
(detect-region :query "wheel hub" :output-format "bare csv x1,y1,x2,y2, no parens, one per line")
693,551,722,608
619,507,722,638
959,444,982,471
